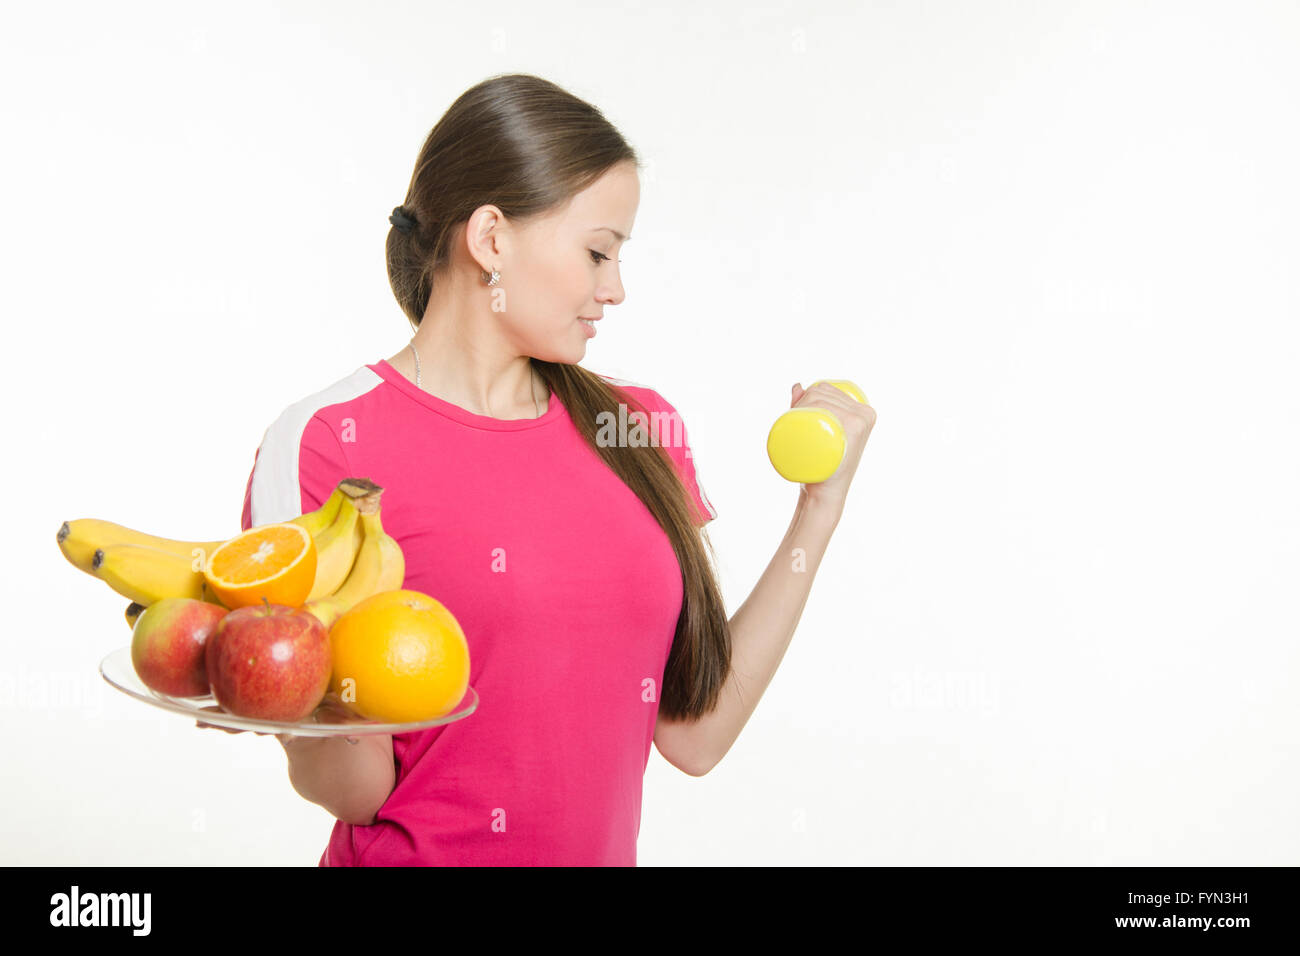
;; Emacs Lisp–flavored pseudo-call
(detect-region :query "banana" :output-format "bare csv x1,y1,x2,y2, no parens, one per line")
92,544,210,605
57,520,226,576
305,494,364,601
61,480,379,614
289,486,345,538
369,508,406,595
126,601,146,630
303,492,404,630
58,484,354,577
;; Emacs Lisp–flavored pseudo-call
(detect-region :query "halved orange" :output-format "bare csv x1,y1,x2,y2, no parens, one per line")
203,522,316,609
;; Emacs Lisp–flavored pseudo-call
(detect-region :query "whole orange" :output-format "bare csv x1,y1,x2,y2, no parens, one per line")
328,589,471,723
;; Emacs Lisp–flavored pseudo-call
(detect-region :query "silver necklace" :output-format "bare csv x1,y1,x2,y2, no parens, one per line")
409,342,543,418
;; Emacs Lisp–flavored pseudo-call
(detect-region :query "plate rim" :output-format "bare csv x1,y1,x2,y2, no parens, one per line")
99,645,477,737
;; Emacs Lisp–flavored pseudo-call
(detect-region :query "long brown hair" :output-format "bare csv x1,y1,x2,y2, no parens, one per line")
385,73,730,722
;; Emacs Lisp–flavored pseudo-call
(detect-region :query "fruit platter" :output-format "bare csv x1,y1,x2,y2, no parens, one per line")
59,477,478,737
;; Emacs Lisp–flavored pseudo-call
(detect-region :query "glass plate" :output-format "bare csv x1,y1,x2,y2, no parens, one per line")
99,645,478,737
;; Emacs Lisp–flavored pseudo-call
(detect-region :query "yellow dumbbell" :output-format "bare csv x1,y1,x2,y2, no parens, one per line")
767,380,869,483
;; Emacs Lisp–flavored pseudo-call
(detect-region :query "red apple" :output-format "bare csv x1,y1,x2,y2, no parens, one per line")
204,600,332,722
131,597,228,697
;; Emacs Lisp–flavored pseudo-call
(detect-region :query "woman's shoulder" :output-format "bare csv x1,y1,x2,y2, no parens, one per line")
259,363,387,437
591,370,716,525
591,371,672,412
278,363,388,421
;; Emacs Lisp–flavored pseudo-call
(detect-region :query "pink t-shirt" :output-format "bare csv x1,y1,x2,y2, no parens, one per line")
239,358,716,865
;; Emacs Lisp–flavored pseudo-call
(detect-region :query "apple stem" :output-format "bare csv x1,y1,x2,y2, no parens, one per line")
262,596,270,611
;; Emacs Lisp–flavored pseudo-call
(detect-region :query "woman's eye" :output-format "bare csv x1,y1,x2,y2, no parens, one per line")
589,249,610,264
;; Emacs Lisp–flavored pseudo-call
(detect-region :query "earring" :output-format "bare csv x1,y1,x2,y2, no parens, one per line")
483,268,501,286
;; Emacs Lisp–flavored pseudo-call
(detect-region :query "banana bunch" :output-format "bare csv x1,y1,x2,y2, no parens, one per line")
56,478,393,627
302,488,405,631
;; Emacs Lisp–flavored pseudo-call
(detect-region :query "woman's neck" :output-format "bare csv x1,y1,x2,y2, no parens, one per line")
385,339,545,419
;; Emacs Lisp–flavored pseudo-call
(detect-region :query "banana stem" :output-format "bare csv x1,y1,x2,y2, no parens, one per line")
339,478,383,500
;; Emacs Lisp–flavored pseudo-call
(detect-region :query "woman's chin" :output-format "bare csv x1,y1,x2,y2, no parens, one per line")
553,337,590,364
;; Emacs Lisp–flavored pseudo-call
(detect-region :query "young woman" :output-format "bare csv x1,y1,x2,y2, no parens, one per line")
230,73,874,866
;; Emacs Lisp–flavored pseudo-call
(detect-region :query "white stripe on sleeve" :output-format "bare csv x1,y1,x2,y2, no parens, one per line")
248,365,384,527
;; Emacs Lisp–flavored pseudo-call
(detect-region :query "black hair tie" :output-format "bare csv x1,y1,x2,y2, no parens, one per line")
389,206,417,234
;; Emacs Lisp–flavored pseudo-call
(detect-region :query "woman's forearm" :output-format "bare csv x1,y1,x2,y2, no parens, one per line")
281,734,396,826
665,491,842,774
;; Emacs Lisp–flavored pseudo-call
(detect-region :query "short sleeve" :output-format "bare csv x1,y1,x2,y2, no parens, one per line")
643,391,718,528
241,413,352,530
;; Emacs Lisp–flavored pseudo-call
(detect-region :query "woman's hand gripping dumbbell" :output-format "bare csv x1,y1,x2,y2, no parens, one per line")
767,380,876,512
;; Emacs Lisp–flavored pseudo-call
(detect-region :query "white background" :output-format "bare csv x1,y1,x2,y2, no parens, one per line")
4,0,1297,865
